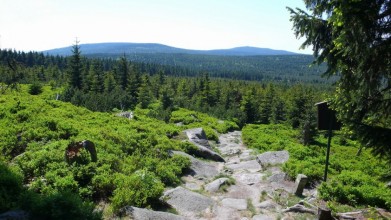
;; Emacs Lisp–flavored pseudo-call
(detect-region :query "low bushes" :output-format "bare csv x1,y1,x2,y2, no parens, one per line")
242,123,391,209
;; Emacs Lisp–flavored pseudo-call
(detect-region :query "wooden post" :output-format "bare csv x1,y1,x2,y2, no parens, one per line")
324,126,332,182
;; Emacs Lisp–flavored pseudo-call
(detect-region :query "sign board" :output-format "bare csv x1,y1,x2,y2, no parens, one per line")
315,101,342,131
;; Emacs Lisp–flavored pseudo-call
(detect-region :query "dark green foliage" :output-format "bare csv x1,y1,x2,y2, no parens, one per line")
243,123,391,209
288,1,391,160
67,41,83,89
20,190,101,220
0,162,23,212
319,171,391,209
28,82,43,95
111,170,164,211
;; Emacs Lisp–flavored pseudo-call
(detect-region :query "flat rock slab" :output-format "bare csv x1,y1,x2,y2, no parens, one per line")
220,147,242,156
239,150,256,161
252,214,275,220
162,187,214,215
221,198,247,210
257,200,277,209
268,172,287,183
226,160,261,173
119,206,186,220
172,151,219,178
234,173,264,185
256,151,289,167
205,178,229,193
212,206,243,220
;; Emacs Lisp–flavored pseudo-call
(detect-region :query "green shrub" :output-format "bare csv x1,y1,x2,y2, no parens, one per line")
0,162,23,212
111,170,164,211
28,82,43,95
319,171,391,209
20,190,101,220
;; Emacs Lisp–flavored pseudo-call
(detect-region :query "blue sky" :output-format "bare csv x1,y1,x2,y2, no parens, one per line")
0,0,311,53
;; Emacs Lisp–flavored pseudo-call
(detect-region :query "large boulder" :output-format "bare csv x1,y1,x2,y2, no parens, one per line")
184,128,211,148
162,187,214,215
184,128,225,162
118,206,186,220
256,150,289,168
171,151,219,178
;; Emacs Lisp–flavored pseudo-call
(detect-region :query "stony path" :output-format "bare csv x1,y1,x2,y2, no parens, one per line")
123,129,390,220
168,130,299,220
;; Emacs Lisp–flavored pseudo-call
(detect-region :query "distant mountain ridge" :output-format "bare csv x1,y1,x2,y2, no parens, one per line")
43,42,298,56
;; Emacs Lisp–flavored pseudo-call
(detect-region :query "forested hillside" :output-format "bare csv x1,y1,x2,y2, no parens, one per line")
44,43,297,56
43,43,330,83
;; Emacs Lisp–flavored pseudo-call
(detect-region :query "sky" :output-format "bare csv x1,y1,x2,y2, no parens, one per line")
0,0,312,54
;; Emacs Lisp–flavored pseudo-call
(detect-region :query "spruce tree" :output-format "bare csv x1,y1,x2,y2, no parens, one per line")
288,0,391,159
67,40,83,89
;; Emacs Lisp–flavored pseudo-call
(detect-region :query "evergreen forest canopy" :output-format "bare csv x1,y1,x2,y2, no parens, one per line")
44,42,331,84
0,46,332,127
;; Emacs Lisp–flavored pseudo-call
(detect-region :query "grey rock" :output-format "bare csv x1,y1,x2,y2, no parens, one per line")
205,178,229,193
234,173,264,185
252,214,275,220
257,200,276,209
119,206,186,220
268,172,287,183
256,151,289,167
294,174,308,196
171,151,219,178
184,128,225,162
185,182,201,191
226,160,261,172
221,148,241,156
116,111,133,119
221,198,247,210
162,187,214,214
184,128,211,149
0,210,28,220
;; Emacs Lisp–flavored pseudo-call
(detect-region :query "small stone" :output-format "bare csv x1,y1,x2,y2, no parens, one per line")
205,178,229,193
294,174,308,196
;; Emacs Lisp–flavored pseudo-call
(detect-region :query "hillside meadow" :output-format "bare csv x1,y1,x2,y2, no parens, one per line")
0,85,237,218
1,84,390,218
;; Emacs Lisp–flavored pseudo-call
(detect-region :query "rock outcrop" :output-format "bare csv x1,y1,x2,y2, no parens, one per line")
162,187,214,216
118,206,186,220
256,150,289,168
116,111,133,119
184,128,225,162
171,151,219,178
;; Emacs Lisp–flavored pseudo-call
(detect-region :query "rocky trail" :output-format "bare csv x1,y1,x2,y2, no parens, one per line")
121,128,325,220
